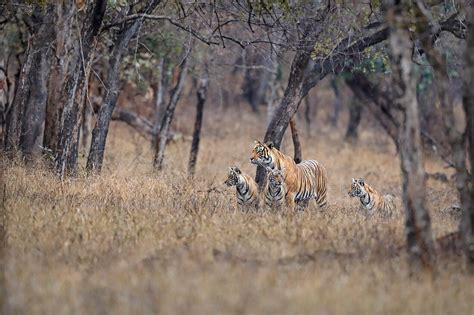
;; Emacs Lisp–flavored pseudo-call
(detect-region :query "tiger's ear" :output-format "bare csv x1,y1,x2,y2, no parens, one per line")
359,178,365,186
254,140,262,145
234,167,241,174
266,141,274,149
352,178,355,183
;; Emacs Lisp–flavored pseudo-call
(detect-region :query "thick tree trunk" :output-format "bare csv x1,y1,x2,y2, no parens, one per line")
87,1,160,173
387,0,435,273
55,0,107,177
4,5,55,157
188,72,209,177
43,1,75,154
345,97,362,143
153,54,190,170
461,6,474,273
289,117,302,164
414,1,473,272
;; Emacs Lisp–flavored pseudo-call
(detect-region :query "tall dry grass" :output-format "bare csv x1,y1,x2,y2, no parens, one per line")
1,106,472,315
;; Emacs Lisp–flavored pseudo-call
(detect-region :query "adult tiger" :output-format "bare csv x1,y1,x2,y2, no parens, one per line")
224,166,260,210
250,140,328,208
264,167,286,210
348,178,395,217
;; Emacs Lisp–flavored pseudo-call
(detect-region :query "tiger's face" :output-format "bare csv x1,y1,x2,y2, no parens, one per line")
268,168,285,187
250,140,272,166
224,166,242,186
348,178,366,197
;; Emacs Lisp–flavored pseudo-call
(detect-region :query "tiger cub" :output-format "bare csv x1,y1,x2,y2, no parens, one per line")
224,166,259,210
348,178,395,217
264,167,286,210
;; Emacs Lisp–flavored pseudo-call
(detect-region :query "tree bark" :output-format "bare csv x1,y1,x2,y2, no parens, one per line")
54,0,107,177
413,1,473,273
188,71,209,177
289,117,302,164
43,1,75,154
461,6,474,273
4,5,55,157
87,0,160,173
386,0,435,273
152,57,170,147
153,52,190,170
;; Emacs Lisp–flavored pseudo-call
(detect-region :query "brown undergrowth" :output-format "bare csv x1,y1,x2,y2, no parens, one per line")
1,107,472,315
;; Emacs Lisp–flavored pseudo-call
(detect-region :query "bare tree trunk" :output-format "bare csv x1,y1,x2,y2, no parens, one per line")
153,53,190,170
55,0,107,177
461,6,474,273
344,97,362,143
255,22,321,186
81,97,93,152
4,5,55,157
413,1,473,273
87,1,160,173
289,117,302,163
386,0,435,273
152,57,170,146
188,71,209,177
43,1,74,154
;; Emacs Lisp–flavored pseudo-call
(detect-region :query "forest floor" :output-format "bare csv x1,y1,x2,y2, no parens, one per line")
2,105,473,315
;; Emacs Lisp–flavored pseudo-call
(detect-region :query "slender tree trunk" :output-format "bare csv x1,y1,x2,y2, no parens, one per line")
43,1,75,154
461,6,474,273
386,0,435,273
304,95,312,136
330,77,342,127
344,97,362,143
81,97,93,152
188,71,209,177
153,53,190,170
87,1,160,173
289,117,302,163
152,57,170,146
55,0,107,177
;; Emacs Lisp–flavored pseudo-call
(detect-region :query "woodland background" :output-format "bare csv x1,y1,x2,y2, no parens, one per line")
0,0,473,314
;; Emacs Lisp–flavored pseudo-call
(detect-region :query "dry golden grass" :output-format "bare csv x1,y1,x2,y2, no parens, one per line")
2,107,473,315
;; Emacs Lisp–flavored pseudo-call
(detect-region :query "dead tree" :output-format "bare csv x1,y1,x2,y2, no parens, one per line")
153,52,190,170
188,70,209,177
43,1,75,154
54,0,107,177
87,0,161,173
386,0,435,272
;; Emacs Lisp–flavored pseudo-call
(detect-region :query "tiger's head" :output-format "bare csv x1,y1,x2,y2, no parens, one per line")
250,140,274,167
348,178,366,197
224,166,242,186
268,167,285,187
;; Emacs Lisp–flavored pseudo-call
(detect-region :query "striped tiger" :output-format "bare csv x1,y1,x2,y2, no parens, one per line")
224,166,259,210
348,178,395,217
264,167,286,210
250,140,328,208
